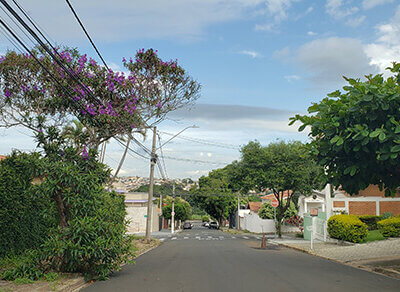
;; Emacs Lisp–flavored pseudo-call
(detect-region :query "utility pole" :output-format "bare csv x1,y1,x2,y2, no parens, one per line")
145,127,157,243
237,194,240,230
171,183,175,234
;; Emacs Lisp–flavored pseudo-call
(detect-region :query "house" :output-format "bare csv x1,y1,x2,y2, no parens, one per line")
261,191,291,204
298,184,400,218
246,202,263,213
0,155,6,161
124,192,160,234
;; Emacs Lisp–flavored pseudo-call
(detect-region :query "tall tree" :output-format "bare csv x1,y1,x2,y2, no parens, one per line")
240,141,322,237
190,168,236,226
291,63,400,196
0,47,200,150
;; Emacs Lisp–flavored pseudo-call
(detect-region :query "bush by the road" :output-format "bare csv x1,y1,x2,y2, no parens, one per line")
327,214,368,243
0,152,57,257
358,215,382,230
202,215,210,222
377,217,400,238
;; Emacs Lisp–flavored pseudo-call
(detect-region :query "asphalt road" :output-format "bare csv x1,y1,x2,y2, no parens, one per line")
84,224,400,292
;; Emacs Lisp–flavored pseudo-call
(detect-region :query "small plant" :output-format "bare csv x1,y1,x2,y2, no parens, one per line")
378,217,400,238
13,277,35,285
381,212,394,220
43,272,58,282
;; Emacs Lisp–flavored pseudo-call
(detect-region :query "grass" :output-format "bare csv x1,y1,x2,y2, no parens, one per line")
363,230,386,243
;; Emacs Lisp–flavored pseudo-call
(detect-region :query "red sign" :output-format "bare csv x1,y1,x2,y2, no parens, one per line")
271,200,279,208
171,212,175,216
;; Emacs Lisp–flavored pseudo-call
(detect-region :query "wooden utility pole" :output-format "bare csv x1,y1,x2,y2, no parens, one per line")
145,127,157,243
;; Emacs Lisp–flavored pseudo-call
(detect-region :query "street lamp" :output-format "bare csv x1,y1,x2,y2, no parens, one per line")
158,125,198,149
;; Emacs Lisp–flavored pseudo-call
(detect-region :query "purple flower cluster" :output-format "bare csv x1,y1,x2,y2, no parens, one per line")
0,56,5,63
4,89,11,98
82,146,89,160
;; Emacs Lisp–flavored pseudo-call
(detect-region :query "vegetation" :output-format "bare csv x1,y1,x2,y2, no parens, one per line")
363,230,385,243
162,196,192,222
237,141,323,237
190,167,237,226
327,214,368,243
358,215,382,230
291,63,400,196
258,201,297,221
377,217,400,238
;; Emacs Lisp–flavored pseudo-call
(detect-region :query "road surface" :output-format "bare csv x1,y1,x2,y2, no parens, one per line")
84,223,400,292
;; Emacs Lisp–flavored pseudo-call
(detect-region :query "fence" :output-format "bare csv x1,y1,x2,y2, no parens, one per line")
304,214,327,249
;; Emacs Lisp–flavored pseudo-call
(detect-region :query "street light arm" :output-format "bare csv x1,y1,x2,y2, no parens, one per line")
157,125,198,149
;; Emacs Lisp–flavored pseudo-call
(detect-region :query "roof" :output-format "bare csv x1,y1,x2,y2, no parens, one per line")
261,190,292,200
0,155,6,161
247,202,262,213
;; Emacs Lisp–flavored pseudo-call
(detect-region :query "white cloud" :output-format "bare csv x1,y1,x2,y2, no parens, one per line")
284,75,300,82
254,0,300,32
346,15,366,27
15,0,264,42
325,0,359,19
362,0,393,10
207,153,212,157
239,50,262,58
296,37,377,85
307,31,317,36
364,5,400,72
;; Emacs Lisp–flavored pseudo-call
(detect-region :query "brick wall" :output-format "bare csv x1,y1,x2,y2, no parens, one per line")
333,201,345,208
348,201,376,215
356,184,400,198
380,201,400,216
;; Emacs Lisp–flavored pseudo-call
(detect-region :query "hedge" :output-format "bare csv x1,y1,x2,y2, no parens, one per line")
327,214,368,243
377,217,400,238
358,215,382,230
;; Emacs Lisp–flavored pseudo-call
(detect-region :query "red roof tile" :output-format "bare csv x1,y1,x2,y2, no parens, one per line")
247,202,263,213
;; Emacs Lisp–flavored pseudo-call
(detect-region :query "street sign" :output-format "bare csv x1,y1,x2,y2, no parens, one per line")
171,212,175,216
144,215,147,218
271,200,279,208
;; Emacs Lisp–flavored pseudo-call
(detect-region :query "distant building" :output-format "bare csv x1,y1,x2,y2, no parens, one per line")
0,155,6,161
124,192,160,234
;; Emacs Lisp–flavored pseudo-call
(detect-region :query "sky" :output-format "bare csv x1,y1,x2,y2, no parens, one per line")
0,0,399,179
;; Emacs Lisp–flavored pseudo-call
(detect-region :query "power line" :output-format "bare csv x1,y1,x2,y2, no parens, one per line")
159,131,240,150
64,0,109,70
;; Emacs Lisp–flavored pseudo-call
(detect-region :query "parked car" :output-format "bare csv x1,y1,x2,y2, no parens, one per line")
208,222,219,229
183,222,192,229
203,222,210,227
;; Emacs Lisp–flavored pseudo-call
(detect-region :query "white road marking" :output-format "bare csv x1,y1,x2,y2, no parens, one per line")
171,237,177,240
195,236,201,240
207,236,212,238
243,236,249,239
231,236,236,239
184,237,189,239
160,238,165,242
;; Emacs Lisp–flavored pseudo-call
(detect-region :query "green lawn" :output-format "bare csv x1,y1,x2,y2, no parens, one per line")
363,230,385,243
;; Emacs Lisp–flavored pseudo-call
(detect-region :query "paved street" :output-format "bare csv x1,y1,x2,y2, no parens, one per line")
84,224,400,292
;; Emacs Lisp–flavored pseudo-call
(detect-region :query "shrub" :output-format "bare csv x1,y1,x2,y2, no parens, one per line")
201,215,210,222
381,212,394,220
358,215,382,230
0,152,57,257
377,217,400,238
327,214,368,243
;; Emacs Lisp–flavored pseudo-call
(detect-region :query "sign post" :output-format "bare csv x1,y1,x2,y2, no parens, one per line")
271,200,279,238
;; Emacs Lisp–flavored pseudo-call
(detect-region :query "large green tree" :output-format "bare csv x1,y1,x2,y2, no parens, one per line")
190,168,236,226
291,63,400,196
239,141,322,236
162,196,192,222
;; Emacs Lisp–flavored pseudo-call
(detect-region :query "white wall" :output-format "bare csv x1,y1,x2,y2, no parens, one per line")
241,213,275,233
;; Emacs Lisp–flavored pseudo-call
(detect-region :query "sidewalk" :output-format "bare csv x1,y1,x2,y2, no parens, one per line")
270,236,400,279
129,229,182,238
270,237,400,262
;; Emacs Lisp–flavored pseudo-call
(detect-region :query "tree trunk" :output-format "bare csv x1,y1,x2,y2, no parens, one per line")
111,136,131,183
55,192,68,229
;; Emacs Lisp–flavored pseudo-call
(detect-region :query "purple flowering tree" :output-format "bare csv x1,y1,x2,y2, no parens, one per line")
0,47,200,152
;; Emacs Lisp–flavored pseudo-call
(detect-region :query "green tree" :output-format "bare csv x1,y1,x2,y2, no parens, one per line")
291,63,400,196
190,168,236,226
258,200,297,220
162,196,192,222
239,141,322,237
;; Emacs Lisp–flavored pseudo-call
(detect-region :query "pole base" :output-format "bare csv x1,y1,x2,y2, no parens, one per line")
261,234,266,249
